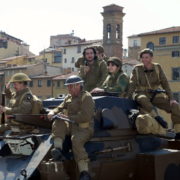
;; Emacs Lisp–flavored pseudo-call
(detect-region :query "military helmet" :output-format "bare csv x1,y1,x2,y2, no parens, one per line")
139,48,153,58
96,45,104,53
9,73,31,83
107,57,122,67
64,75,84,85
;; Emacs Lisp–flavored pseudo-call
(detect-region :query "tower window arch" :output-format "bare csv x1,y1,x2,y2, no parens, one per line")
116,24,120,39
146,42,154,50
106,24,111,39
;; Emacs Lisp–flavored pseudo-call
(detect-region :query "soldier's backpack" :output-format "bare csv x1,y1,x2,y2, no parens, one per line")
20,93,43,114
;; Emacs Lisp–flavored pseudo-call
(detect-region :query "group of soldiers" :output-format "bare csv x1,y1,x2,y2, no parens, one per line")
0,46,180,180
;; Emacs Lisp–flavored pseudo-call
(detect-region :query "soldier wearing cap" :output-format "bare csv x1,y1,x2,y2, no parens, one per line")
78,46,108,92
127,48,180,138
95,45,108,62
0,73,35,133
91,57,129,97
48,75,95,180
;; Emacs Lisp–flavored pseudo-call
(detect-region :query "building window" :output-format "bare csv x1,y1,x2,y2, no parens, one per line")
57,81,61,87
146,42,154,50
54,52,62,63
64,58,67,63
133,40,138,47
29,81,33,87
71,57,75,63
63,49,66,54
38,80,42,87
47,80,51,87
0,39,8,48
107,24,111,39
172,67,180,80
77,45,81,53
159,37,166,45
172,36,179,43
116,24,120,39
172,51,180,57
72,68,74,72
173,92,180,103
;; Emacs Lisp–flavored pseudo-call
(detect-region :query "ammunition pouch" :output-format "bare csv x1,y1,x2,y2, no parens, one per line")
79,122,90,128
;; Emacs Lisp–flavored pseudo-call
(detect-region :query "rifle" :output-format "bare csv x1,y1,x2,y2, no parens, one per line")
7,114,52,129
91,91,119,97
51,114,75,124
1,92,6,125
148,89,168,128
148,89,166,102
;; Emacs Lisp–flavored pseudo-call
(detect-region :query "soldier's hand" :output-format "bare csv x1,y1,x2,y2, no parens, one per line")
58,113,68,119
0,105,6,114
47,111,55,120
84,66,90,74
5,83,11,89
170,99,179,106
91,88,104,93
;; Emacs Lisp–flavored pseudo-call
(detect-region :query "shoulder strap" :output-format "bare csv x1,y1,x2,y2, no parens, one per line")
82,92,87,102
19,92,31,104
154,64,160,82
135,67,139,86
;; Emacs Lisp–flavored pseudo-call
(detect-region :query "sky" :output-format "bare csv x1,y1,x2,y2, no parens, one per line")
0,0,179,55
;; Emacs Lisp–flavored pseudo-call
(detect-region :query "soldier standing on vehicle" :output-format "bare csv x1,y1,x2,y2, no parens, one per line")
95,45,108,62
79,46,108,92
0,73,39,133
48,75,95,180
127,48,180,138
91,57,129,97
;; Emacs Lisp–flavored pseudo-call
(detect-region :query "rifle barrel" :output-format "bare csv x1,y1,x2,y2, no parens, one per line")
1,93,5,124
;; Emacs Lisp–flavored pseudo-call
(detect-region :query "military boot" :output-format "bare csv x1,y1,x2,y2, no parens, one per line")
51,148,65,161
79,171,91,180
51,137,65,160
175,133,180,140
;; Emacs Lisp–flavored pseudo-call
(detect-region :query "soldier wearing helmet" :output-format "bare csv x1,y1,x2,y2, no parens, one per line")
0,73,35,133
48,75,95,180
91,57,129,97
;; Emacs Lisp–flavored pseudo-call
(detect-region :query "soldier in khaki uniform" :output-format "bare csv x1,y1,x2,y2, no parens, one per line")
91,57,129,97
79,46,108,92
0,73,35,133
127,48,180,138
48,75,95,180
95,45,109,62
75,45,107,68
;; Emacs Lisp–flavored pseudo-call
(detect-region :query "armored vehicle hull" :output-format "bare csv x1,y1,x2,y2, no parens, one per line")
0,96,180,180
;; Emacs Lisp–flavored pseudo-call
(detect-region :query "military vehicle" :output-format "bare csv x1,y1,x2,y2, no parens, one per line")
0,95,180,180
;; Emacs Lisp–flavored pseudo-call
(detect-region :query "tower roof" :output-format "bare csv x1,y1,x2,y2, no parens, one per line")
103,4,124,12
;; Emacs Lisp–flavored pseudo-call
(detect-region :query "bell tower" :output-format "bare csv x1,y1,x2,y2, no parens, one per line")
101,4,125,59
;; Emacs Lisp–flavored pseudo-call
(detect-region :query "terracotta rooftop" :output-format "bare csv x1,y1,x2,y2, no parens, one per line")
1,55,26,61
128,26,180,38
122,58,140,65
53,71,78,80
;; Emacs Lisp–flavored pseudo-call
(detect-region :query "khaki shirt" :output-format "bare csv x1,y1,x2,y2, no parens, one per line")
75,56,85,68
52,91,95,125
79,60,108,92
127,63,172,99
5,87,33,115
102,71,129,97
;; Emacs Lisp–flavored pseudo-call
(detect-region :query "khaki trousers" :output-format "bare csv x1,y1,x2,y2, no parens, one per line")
52,120,93,162
136,93,180,125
